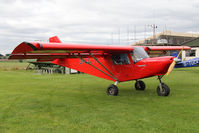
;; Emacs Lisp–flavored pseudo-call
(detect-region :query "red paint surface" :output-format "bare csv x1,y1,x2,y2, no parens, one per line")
52,54,174,81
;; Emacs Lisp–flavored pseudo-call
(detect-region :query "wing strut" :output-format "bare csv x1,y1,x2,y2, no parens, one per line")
75,55,118,81
89,53,118,81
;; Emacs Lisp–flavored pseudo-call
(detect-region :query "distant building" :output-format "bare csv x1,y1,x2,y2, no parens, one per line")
133,30,199,46
5,54,11,57
181,37,199,60
26,62,80,74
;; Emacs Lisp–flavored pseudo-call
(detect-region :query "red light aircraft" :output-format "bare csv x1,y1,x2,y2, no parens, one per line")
9,36,191,96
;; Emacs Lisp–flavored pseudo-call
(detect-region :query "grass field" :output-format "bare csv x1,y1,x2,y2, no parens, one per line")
0,62,199,133
0,61,29,71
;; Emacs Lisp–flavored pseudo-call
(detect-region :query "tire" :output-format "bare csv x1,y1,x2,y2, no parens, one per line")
135,80,146,91
157,83,170,96
107,84,119,96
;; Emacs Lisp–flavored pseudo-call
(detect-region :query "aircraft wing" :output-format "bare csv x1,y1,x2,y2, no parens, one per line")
9,36,191,60
141,46,191,56
9,41,134,60
145,46,190,51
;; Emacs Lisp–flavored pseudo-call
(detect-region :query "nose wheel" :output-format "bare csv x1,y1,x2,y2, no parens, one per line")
157,76,170,96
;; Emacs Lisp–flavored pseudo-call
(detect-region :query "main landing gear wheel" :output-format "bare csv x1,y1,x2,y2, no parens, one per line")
157,76,170,96
157,83,170,96
107,84,118,96
135,80,146,91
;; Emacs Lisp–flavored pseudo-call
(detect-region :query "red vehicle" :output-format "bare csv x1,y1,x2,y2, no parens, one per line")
9,36,190,96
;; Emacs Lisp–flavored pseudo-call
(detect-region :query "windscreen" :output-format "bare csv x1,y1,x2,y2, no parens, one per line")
131,47,149,63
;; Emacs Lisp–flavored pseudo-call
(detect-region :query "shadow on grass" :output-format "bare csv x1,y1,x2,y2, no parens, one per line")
119,88,156,97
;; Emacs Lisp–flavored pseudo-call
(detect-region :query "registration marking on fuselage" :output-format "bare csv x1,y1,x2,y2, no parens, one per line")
79,58,98,64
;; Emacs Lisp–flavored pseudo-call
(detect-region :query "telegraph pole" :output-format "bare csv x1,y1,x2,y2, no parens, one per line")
152,24,157,45
148,24,157,45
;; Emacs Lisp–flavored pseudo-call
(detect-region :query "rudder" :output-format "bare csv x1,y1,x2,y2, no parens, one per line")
49,36,62,43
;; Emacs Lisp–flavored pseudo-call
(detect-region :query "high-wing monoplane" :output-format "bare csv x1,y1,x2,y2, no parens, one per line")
9,36,191,96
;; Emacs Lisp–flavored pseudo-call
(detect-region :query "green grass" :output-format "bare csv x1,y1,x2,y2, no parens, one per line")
0,62,199,133
0,61,29,71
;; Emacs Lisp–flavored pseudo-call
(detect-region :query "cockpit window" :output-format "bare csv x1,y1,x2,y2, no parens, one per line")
112,53,130,65
131,47,149,63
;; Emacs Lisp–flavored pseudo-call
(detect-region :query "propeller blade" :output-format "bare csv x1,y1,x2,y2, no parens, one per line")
176,47,184,59
166,61,176,76
166,47,184,76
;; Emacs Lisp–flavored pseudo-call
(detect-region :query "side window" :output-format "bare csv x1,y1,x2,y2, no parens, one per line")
112,53,130,65
186,50,196,57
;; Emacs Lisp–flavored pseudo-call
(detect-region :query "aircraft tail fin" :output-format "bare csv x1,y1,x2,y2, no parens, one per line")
49,36,62,43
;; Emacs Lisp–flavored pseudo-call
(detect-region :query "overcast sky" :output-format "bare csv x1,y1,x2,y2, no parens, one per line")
0,0,199,54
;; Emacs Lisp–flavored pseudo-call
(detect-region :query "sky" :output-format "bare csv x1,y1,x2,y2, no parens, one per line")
0,0,199,54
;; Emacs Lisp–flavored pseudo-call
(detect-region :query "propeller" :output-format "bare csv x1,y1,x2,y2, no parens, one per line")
166,47,184,76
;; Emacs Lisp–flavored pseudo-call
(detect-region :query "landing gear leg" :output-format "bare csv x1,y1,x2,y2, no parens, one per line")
157,76,170,96
107,81,119,96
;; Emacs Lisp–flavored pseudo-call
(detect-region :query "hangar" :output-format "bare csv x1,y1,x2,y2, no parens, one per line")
133,30,199,46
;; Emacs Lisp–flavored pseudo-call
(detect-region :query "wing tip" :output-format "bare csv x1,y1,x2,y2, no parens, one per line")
11,42,40,55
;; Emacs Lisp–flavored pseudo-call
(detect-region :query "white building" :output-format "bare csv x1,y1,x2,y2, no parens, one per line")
181,37,199,61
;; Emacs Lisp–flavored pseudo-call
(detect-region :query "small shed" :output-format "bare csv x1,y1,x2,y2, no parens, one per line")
26,62,80,74
26,62,66,74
